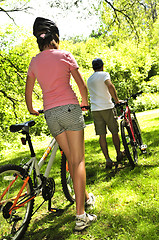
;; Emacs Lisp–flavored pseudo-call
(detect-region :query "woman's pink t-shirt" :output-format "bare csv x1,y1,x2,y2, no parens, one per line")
27,49,79,110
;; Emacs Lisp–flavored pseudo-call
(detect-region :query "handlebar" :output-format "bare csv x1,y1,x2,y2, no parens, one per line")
38,110,44,114
81,106,90,110
115,91,143,108
131,91,143,100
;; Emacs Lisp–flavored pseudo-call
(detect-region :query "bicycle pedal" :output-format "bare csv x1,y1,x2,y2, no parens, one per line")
49,208,58,212
142,150,147,154
49,207,64,213
140,144,147,151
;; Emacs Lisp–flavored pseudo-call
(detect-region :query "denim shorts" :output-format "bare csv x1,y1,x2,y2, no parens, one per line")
92,108,119,135
44,104,86,137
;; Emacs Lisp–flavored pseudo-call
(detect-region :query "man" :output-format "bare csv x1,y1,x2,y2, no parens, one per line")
87,58,124,168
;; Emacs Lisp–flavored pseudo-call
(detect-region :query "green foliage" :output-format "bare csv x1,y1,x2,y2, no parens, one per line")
143,75,159,93
133,93,159,112
62,38,158,100
0,31,46,149
0,14,159,149
100,0,159,43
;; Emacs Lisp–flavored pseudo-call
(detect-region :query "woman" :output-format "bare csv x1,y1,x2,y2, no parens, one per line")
25,17,97,231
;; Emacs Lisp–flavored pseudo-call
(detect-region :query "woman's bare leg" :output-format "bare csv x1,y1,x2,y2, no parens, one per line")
55,129,88,215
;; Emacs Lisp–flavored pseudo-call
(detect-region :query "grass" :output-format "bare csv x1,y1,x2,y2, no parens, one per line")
0,109,159,240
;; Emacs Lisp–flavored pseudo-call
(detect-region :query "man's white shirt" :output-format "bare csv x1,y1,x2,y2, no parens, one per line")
87,71,114,111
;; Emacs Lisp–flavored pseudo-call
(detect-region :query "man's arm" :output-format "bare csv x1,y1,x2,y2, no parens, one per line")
105,79,119,104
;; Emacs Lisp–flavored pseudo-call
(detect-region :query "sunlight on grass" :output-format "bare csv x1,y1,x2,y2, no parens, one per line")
84,123,97,141
0,108,159,240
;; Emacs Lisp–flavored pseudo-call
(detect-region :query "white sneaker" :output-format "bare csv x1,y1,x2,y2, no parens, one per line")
75,212,97,231
85,193,95,208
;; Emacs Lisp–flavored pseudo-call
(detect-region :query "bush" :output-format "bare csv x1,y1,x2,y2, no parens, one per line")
133,93,159,112
142,75,159,93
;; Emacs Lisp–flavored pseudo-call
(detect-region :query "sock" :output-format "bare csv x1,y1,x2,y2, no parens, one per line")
76,211,86,219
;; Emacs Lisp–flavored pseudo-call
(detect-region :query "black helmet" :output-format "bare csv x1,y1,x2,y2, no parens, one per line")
33,17,59,38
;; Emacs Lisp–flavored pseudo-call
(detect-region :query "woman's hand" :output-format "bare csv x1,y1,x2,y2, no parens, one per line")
80,102,90,111
30,109,39,116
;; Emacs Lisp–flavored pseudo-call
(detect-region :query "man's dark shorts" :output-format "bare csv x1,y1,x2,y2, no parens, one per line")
92,108,119,135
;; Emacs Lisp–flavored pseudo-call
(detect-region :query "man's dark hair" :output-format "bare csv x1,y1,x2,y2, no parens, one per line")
92,58,103,70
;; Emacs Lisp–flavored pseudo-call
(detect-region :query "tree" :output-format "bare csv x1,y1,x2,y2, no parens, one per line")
97,0,159,42
0,34,42,147
0,0,31,24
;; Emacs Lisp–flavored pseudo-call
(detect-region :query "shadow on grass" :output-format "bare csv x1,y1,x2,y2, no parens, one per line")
85,136,133,183
23,203,74,240
85,126,159,184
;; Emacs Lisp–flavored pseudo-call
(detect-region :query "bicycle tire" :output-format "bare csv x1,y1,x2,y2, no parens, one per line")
60,152,75,203
0,164,34,240
131,113,143,147
120,120,137,167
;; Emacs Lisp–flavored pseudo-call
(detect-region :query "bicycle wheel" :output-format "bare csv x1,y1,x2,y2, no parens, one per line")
120,120,137,167
60,152,75,203
0,164,34,240
131,113,145,151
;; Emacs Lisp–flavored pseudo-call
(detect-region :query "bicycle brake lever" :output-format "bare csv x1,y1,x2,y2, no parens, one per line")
38,110,44,114
115,101,125,108
81,106,90,110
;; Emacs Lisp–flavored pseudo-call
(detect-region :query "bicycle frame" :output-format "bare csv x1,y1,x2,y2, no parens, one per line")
117,91,144,145
26,137,59,180
124,103,136,142
0,136,59,214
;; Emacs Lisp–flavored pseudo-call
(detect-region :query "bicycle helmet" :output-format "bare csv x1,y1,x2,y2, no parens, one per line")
33,17,59,38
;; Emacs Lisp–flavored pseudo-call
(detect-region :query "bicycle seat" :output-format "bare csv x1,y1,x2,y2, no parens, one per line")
10,120,36,132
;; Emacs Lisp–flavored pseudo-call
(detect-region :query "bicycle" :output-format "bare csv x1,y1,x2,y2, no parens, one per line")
0,107,89,240
115,91,147,168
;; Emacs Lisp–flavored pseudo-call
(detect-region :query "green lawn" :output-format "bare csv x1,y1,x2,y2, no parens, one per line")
0,109,159,240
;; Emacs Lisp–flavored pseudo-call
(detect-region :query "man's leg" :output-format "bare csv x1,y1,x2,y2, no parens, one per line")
112,133,125,161
99,134,110,160
112,133,120,155
99,134,116,168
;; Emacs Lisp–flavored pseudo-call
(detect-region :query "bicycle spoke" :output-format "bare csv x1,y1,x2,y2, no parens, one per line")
0,165,34,240
121,121,137,167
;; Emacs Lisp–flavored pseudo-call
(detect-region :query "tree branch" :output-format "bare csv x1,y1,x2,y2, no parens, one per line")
0,89,18,118
103,0,140,41
0,2,31,24
0,53,41,99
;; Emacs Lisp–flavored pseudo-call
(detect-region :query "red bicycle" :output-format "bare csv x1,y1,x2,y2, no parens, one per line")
115,91,147,167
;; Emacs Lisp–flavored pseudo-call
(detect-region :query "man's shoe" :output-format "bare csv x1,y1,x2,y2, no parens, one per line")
116,151,126,162
106,158,116,169
75,213,97,231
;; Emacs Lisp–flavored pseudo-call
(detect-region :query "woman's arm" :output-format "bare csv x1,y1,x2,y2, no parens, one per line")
25,75,39,115
71,68,89,108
